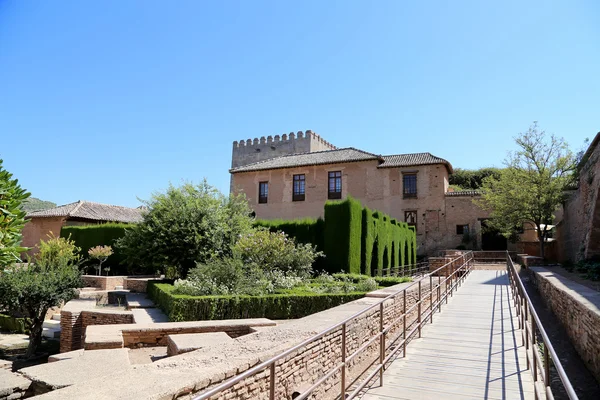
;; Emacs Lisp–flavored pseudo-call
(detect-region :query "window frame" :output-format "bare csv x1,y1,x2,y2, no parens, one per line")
327,171,342,200
292,174,306,202
258,181,268,204
456,224,469,235
403,173,418,199
405,210,417,232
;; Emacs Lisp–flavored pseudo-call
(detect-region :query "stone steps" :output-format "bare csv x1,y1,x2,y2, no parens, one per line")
43,319,60,329
52,313,61,321
42,327,60,339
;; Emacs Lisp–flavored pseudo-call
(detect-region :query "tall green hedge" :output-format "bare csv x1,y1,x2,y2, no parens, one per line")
254,198,417,276
324,197,363,274
147,282,365,321
60,223,133,275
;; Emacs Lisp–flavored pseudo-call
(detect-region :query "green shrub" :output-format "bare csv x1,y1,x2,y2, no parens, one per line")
148,282,366,321
233,229,321,277
116,181,254,277
0,313,28,333
61,223,132,275
332,273,411,287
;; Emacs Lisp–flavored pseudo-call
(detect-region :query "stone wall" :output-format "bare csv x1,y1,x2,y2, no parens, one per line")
231,131,335,169
81,275,125,291
556,132,600,262
20,216,65,259
529,268,600,381
60,306,134,353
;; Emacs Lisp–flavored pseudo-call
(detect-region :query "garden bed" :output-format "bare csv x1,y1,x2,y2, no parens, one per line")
148,275,410,322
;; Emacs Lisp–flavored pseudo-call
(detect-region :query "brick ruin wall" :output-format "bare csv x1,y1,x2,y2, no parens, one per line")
556,135,600,262
81,275,156,292
60,310,134,353
529,268,600,381
181,275,465,400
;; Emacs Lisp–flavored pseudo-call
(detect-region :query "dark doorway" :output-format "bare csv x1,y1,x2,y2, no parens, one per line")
481,220,507,250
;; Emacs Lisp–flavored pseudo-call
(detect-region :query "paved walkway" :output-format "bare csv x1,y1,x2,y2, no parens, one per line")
362,270,534,400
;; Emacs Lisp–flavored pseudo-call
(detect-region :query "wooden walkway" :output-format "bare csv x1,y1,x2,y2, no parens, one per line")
362,270,534,400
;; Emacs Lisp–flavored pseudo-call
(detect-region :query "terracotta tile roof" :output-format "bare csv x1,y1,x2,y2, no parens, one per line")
230,148,381,173
378,153,453,173
26,201,144,223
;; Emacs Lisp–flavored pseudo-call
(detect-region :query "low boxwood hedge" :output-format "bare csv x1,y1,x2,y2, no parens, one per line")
147,282,366,322
0,313,28,333
332,273,411,287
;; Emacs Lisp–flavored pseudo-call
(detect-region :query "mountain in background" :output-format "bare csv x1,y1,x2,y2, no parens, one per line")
22,197,57,213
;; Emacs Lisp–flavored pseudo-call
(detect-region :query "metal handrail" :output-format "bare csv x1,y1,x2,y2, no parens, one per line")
505,252,578,400
193,251,474,400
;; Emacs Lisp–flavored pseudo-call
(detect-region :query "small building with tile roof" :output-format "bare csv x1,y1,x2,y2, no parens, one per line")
21,200,144,258
230,131,489,255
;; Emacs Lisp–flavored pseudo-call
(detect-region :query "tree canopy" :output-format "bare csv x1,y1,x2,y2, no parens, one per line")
117,181,254,277
0,235,82,358
0,159,30,266
477,122,577,258
449,168,503,190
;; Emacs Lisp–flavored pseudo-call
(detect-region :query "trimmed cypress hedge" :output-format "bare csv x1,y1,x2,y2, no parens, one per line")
254,198,417,276
60,223,133,275
147,282,366,321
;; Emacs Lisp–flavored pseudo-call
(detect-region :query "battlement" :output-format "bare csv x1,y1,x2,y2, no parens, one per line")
233,130,335,150
231,130,336,169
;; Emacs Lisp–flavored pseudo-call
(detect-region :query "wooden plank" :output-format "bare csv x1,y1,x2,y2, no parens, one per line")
361,270,534,400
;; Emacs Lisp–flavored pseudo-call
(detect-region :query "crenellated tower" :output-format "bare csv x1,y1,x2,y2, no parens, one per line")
231,130,336,169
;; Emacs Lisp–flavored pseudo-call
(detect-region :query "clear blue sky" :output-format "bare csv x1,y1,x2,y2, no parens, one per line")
1,1,598,208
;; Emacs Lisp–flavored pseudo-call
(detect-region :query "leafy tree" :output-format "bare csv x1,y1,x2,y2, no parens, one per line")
449,168,503,190
0,235,82,358
88,245,113,276
478,123,577,259
117,181,254,277
21,197,56,213
0,159,30,266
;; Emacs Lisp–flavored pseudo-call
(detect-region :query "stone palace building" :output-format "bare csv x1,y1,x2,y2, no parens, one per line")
230,130,489,256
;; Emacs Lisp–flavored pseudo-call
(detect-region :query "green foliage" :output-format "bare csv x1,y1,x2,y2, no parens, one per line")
88,245,114,276
331,273,411,287
478,122,577,259
21,197,56,213
173,229,322,296
116,181,254,277
574,259,600,281
449,168,503,190
324,197,363,274
148,281,366,321
61,223,132,275
233,229,320,277
0,159,30,266
0,235,82,358
0,313,28,333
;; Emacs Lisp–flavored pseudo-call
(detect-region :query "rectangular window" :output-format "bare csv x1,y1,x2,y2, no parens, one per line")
405,211,417,231
456,224,469,235
293,174,305,201
403,174,417,198
258,182,268,204
328,171,342,199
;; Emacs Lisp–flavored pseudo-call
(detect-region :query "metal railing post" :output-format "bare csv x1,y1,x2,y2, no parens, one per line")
437,275,441,313
532,318,537,383
429,275,433,323
379,302,384,386
403,290,407,357
418,280,422,338
341,323,346,398
544,345,550,388
270,362,276,400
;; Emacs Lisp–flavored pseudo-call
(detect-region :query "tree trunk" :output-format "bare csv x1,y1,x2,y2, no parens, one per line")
25,318,44,359
538,229,546,261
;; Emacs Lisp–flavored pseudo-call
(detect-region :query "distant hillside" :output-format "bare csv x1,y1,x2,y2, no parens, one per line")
22,197,57,213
